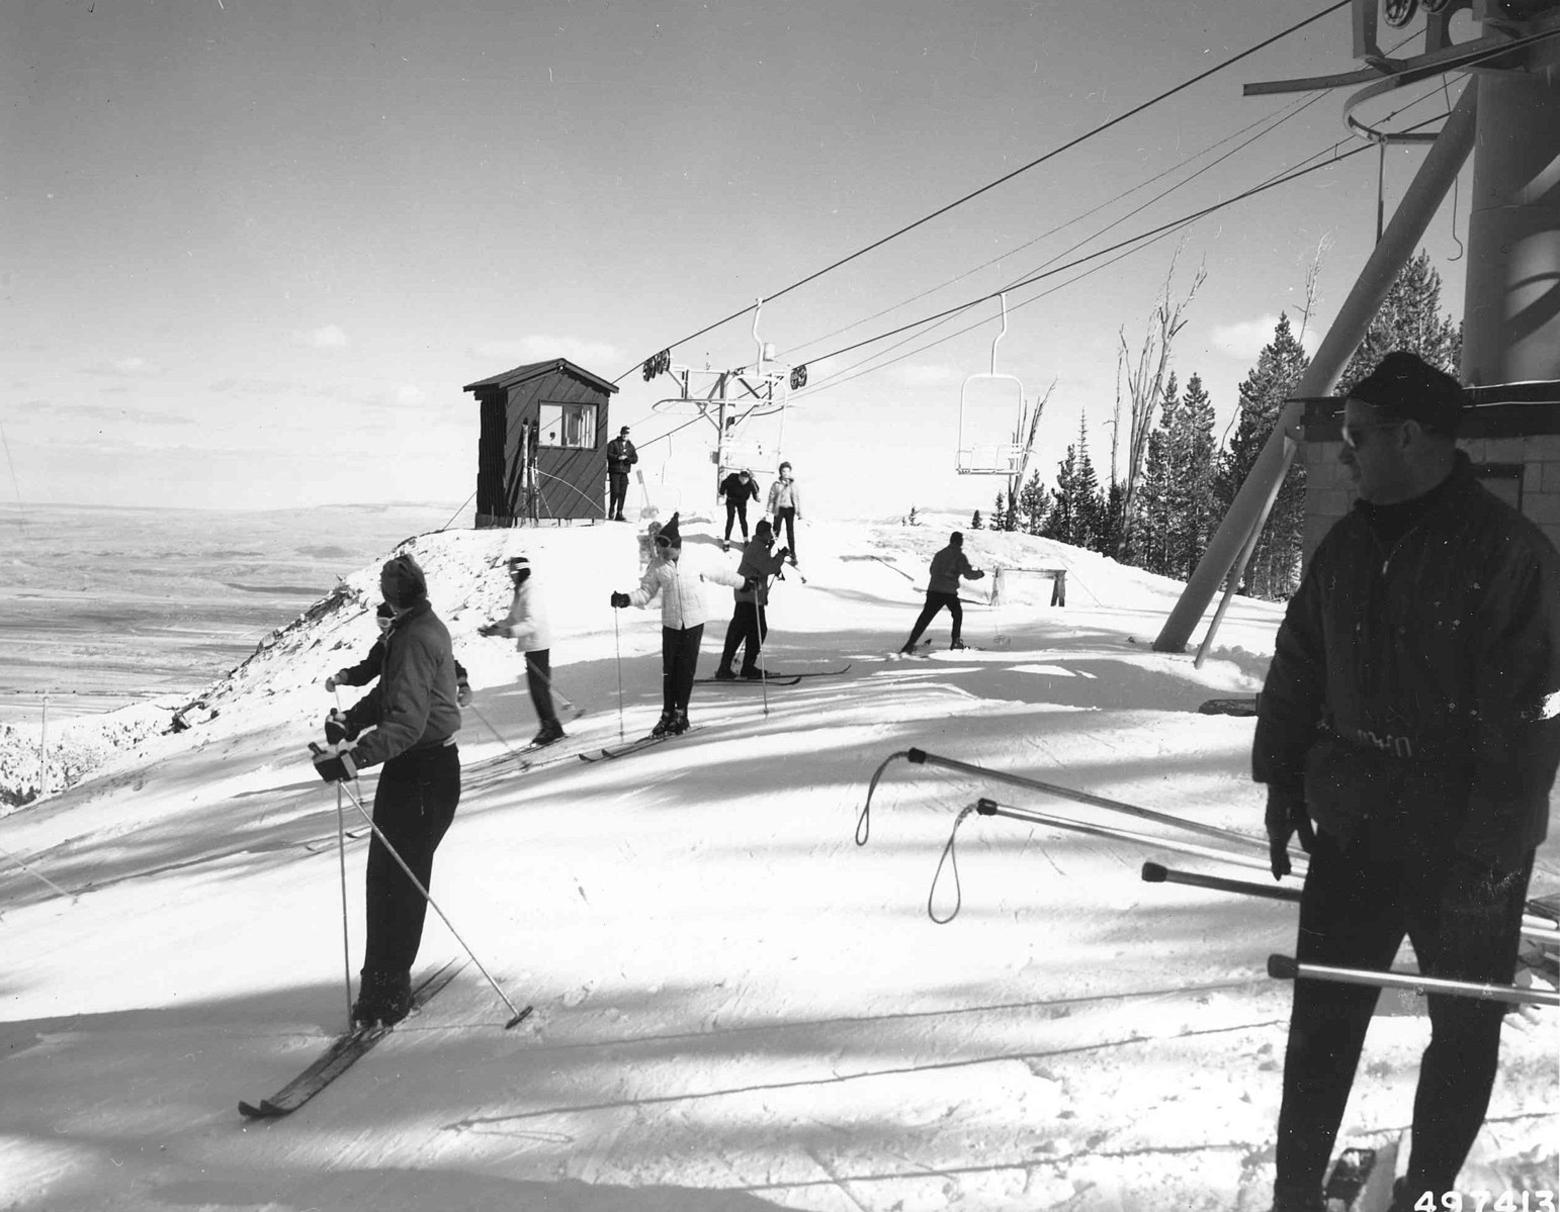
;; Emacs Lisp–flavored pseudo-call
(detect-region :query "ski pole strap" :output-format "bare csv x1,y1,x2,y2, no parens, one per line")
855,748,919,847
1267,954,1559,1007
927,803,978,925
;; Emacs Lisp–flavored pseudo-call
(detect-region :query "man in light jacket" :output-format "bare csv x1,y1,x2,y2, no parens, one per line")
479,555,564,747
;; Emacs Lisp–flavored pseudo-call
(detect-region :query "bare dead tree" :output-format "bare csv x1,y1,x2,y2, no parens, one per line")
1008,376,1058,503
1117,258,1206,557
1296,234,1330,347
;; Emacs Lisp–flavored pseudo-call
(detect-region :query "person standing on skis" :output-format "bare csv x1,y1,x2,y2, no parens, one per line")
718,467,761,551
608,513,741,736
766,461,801,564
714,517,790,680
315,552,464,1028
1253,352,1560,1212
478,555,564,747
900,531,984,653
326,600,472,707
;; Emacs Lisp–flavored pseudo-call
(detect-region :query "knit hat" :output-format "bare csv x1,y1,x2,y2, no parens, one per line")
379,553,428,609
754,518,773,539
1348,351,1466,436
655,512,682,547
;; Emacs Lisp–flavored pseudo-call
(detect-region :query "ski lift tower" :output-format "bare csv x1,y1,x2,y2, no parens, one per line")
1155,0,1560,653
646,299,796,490
957,294,1034,480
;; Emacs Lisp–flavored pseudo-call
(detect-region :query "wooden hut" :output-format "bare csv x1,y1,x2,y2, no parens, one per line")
463,359,619,527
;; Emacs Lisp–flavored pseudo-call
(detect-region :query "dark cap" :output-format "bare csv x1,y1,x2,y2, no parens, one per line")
654,512,681,547
1348,351,1466,436
379,553,428,608
620,425,630,434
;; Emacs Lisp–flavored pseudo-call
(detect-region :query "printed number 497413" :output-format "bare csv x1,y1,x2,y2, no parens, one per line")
1414,1194,1558,1211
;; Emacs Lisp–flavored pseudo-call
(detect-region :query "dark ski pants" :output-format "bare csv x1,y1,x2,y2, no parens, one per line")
1273,825,1533,1207
723,498,750,542
524,649,559,728
661,623,703,716
904,591,962,649
362,743,461,978
773,506,796,556
720,601,767,673
607,472,629,520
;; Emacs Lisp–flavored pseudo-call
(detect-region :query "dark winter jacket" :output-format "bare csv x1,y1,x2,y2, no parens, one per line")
719,472,760,503
1254,453,1560,865
927,545,984,595
336,635,467,690
343,600,463,769
606,437,638,475
733,543,788,606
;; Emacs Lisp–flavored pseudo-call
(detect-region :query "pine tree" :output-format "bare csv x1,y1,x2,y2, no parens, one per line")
1337,248,1461,392
1042,442,1079,545
1169,373,1217,579
1017,469,1048,535
971,509,984,530
1072,417,1104,551
1218,313,1310,598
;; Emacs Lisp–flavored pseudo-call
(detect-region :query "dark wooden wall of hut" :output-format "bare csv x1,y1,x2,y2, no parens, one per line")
474,368,612,526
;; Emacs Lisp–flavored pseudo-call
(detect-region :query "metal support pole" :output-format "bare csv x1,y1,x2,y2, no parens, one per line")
976,799,1278,873
1156,83,1478,653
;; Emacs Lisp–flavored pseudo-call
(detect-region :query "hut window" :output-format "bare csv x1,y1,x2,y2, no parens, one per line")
538,401,597,449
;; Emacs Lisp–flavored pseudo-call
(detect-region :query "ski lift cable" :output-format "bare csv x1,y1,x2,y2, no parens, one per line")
788,23,1431,366
787,88,1328,361
609,0,1354,386
796,99,1455,392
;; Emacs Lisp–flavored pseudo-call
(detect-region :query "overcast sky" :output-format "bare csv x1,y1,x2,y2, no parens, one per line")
3,1,1476,518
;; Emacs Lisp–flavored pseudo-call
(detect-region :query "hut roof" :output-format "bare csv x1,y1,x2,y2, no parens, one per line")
462,358,620,396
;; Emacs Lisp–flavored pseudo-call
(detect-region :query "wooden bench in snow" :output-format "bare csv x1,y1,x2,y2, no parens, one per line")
989,566,1066,607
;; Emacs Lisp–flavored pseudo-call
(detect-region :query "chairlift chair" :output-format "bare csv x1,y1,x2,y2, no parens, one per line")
957,293,1027,476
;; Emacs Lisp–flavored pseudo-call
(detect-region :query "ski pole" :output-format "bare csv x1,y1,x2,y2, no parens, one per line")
756,590,771,719
330,773,529,1029
612,608,626,743
524,654,583,719
0,842,75,902
335,785,353,1029
465,702,523,765
1267,954,1560,1008
856,747,1280,862
1143,862,1560,946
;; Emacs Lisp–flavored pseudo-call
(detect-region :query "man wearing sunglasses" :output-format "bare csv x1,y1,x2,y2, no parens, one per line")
1253,351,1560,1212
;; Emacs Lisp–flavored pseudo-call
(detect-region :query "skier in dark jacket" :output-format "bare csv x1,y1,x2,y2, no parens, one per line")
319,554,465,1028
717,468,761,550
1254,352,1560,1212
899,532,985,653
605,426,638,522
714,517,790,680
327,601,471,706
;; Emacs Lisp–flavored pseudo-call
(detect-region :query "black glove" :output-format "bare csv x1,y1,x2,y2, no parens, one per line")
776,547,791,561
457,679,473,707
972,569,986,580
741,577,757,593
1264,784,1314,880
610,591,631,608
477,623,499,638
324,709,360,745
312,746,357,783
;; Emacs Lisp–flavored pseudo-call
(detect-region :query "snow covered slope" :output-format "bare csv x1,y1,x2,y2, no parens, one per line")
1,516,1554,1211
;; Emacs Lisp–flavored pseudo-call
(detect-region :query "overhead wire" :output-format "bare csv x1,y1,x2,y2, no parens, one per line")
793,79,1472,399
610,0,1354,385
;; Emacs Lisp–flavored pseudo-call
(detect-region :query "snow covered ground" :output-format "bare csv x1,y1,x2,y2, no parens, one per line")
1,514,1555,1211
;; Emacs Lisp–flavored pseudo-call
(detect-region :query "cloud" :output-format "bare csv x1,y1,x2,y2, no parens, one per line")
1208,315,1320,361
471,335,622,370
299,324,349,349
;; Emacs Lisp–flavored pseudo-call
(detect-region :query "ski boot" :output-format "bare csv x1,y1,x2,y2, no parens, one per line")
713,666,737,681
741,667,765,680
668,710,690,735
650,711,676,737
353,969,413,1028
532,720,566,747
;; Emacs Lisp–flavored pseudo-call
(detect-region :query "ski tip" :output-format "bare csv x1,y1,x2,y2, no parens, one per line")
238,1099,283,1120
503,1005,535,1030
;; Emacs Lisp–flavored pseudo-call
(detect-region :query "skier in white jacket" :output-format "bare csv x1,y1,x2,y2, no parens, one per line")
609,513,742,736
479,555,564,746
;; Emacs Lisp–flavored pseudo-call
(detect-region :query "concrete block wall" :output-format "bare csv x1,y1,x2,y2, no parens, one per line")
1301,433,1560,564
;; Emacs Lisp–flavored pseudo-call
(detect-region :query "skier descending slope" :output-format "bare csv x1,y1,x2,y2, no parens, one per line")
609,513,742,737
317,552,464,1028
